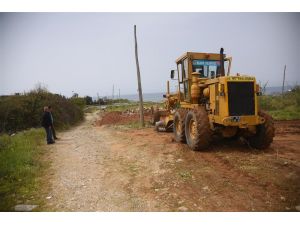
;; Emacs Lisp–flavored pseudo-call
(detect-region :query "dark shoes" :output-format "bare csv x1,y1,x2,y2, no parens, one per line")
47,137,58,144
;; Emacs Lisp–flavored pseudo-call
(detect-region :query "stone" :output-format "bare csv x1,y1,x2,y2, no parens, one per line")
202,186,209,191
280,196,286,201
178,206,188,212
176,159,183,163
14,204,38,212
178,200,185,204
46,196,52,200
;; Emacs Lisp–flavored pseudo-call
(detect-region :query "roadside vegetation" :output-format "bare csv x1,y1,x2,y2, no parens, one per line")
0,85,86,211
0,86,84,134
260,85,300,120
0,129,45,211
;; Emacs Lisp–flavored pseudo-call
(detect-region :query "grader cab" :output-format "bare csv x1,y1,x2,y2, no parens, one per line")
154,48,275,151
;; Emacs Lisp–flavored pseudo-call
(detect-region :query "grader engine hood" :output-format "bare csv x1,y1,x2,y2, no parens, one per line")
226,75,256,116
209,75,264,128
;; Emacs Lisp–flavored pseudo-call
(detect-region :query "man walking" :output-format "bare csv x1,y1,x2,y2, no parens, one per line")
41,106,55,144
48,105,58,140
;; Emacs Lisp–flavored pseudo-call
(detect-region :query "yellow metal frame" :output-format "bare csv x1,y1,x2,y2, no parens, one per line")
176,52,231,103
173,51,264,129
207,76,263,127
176,52,224,63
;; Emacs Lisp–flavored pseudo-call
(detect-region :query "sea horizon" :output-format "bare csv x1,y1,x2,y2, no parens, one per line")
93,85,295,102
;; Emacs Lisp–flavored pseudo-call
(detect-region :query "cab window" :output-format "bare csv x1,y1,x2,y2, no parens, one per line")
182,58,189,101
177,63,183,82
192,60,220,78
183,58,188,79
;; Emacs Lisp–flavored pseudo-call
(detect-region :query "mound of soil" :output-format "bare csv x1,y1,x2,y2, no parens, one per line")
96,111,151,126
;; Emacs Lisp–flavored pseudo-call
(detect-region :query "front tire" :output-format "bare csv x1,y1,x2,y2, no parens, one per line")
173,109,187,143
248,111,275,149
185,108,212,151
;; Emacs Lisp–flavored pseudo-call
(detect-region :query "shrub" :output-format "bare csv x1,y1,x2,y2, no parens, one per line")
0,89,84,133
84,96,93,105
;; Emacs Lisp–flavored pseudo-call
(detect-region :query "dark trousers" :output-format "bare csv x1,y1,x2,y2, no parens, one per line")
44,126,54,143
51,125,57,139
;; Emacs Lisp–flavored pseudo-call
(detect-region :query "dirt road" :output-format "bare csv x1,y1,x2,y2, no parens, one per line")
42,111,300,211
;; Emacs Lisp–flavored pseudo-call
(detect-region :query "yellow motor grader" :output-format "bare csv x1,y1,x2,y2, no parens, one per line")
153,48,275,150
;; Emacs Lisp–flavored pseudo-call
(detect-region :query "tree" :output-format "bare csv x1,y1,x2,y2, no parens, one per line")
84,96,93,105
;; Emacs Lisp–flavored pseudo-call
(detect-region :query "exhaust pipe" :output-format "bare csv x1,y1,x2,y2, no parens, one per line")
220,48,225,77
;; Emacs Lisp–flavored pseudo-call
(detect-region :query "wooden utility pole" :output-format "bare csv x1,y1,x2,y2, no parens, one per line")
97,93,100,107
282,65,286,95
112,84,114,99
134,25,145,127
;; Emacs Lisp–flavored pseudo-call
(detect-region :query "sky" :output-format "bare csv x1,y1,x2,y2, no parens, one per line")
0,13,299,97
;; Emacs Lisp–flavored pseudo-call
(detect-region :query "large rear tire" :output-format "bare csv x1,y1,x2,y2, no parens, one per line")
185,108,212,151
248,111,275,149
173,109,187,143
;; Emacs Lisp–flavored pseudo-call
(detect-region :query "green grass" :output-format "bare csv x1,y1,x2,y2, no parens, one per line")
179,170,192,180
268,106,300,120
0,128,45,211
128,164,139,175
259,86,300,120
84,105,100,113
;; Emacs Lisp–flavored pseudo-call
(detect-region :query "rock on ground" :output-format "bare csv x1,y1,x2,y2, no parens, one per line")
14,204,38,212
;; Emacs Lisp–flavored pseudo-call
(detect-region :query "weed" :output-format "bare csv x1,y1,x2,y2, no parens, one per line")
259,86,300,120
128,164,139,174
84,106,100,113
0,128,45,211
179,171,192,180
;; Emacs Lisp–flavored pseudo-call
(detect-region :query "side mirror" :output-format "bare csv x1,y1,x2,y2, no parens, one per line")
170,70,175,79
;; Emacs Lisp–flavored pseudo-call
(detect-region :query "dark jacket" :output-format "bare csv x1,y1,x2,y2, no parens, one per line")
41,111,53,128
